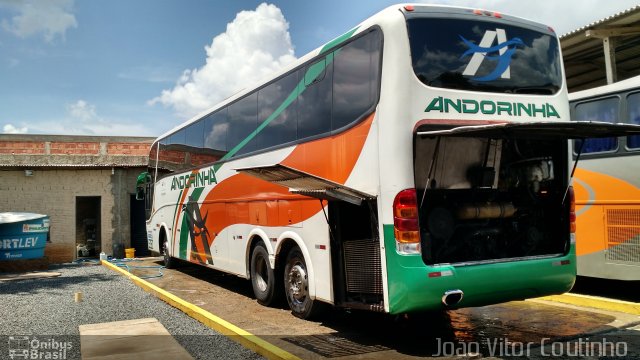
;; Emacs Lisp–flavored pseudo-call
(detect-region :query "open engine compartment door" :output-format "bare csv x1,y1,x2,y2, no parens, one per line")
413,121,640,266
416,121,640,139
235,164,375,206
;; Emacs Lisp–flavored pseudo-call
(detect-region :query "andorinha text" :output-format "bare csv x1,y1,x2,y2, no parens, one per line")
171,167,217,190
425,96,560,118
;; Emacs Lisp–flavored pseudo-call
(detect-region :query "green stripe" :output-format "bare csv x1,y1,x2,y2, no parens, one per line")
320,27,359,54
213,27,358,172
179,216,189,259
178,186,206,259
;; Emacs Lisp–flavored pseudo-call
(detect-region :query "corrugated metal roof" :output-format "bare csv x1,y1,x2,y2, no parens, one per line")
560,5,640,92
561,5,640,38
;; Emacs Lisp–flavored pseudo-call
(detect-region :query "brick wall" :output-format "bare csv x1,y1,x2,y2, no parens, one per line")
0,141,46,155
0,168,143,264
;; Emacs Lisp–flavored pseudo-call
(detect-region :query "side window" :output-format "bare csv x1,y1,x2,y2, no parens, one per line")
627,93,640,150
185,120,204,149
332,29,381,130
157,135,181,173
227,93,258,156
298,57,333,140
185,120,206,167
256,71,298,150
204,109,229,163
573,97,619,154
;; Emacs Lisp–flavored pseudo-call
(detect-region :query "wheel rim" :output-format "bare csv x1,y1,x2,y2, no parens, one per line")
287,263,308,304
255,254,268,292
163,241,170,263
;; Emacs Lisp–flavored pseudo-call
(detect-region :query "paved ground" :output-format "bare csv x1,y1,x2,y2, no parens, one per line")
0,263,263,360
129,257,640,359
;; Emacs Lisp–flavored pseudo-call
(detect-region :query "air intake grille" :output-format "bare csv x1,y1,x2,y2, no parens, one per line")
605,208,640,263
343,239,383,294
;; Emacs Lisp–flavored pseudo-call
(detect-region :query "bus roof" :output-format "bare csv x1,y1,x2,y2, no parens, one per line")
569,75,640,101
154,3,557,144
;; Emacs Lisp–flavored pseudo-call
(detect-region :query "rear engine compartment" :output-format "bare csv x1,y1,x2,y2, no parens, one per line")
415,134,570,265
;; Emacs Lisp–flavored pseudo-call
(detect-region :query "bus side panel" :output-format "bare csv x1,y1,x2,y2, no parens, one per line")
574,166,640,280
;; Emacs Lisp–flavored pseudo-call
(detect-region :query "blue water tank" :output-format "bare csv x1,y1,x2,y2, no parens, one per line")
0,213,50,261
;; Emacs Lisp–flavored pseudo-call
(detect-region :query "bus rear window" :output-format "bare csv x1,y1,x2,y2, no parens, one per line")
407,18,562,95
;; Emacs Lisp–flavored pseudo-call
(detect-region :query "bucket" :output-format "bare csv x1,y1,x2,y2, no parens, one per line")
125,248,135,258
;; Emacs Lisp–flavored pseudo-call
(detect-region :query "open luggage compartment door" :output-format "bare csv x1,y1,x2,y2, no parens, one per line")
235,164,375,205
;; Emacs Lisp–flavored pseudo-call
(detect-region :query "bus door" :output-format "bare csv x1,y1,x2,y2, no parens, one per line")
414,121,640,266
236,164,384,311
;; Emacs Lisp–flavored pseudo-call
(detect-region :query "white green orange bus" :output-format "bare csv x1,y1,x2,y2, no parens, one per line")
569,75,640,281
137,4,640,318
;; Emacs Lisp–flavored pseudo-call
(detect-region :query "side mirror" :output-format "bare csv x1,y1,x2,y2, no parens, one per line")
135,186,145,201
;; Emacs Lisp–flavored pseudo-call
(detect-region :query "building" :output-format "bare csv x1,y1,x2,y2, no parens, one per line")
0,134,154,264
561,5,640,92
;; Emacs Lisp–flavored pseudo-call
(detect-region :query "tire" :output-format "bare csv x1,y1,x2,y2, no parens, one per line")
163,239,174,269
284,247,323,319
250,243,281,306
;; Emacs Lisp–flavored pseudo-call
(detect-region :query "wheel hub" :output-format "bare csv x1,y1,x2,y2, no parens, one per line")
287,264,308,303
255,257,268,292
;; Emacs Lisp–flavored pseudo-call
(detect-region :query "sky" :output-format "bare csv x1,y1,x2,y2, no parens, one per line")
1,0,638,137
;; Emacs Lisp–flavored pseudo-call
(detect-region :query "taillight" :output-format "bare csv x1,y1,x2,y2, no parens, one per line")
393,189,421,254
568,186,576,233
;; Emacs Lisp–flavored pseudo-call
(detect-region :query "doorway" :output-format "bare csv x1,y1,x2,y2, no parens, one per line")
76,196,101,258
130,194,149,256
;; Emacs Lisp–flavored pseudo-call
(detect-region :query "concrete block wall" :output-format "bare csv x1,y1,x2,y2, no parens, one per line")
0,134,154,264
0,169,117,263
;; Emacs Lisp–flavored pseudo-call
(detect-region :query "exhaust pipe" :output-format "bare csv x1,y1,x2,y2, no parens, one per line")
442,289,464,306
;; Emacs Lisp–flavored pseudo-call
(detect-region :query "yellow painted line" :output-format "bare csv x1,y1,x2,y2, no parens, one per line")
102,260,301,360
538,293,640,315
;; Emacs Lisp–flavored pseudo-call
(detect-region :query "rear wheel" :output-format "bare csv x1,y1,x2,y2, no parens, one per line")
250,243,281,306
284,247,323,319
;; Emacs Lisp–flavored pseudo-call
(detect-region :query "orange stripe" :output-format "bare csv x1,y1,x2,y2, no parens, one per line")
575,168,640,256
200,113,375,246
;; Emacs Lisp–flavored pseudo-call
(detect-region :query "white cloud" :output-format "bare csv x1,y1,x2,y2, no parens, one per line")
422,0,640,35
67,99,97,122
0,0,77,43
2,123,28,134
150,3,297,119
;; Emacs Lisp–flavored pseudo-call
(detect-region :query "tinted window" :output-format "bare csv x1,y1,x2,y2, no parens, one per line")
333,30,381,130
298,57,333,139
204,109,228,153
407,18,562,94
157,135,185,173
185,120,204,149
627,93,640,149
227,93,258,156
256,72,298,150
168,129,186,146
573,98,619,153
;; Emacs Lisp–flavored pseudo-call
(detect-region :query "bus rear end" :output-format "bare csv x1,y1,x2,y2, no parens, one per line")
383,6,576,314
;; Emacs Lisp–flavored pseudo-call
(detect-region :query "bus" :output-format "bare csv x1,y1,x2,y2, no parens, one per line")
136,4,640,318
569,75,640,281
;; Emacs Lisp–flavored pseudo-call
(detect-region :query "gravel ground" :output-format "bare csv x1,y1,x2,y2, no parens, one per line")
0,263,264,360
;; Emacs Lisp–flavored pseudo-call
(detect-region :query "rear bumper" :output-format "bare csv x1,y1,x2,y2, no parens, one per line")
383,225,576,314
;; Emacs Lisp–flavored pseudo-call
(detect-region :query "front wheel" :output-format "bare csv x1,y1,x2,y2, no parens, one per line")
284,248,323,319
163,240,174,269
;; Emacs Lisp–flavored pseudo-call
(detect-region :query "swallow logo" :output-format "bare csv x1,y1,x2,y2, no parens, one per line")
460,29,524,82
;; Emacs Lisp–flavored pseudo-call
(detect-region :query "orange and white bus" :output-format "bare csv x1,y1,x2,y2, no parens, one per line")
570,75,640,280
137,4,640,318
